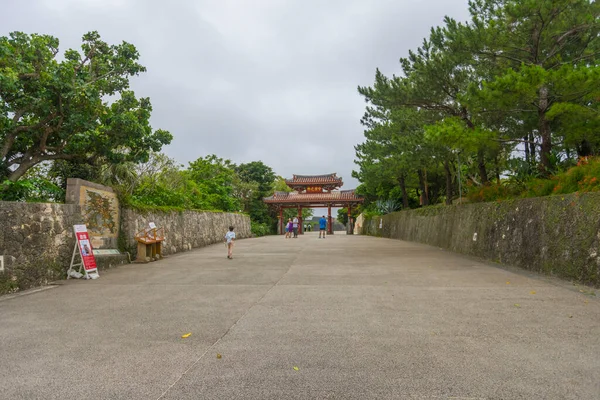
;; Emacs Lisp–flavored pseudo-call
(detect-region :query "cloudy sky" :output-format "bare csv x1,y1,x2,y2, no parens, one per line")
2,0,470,189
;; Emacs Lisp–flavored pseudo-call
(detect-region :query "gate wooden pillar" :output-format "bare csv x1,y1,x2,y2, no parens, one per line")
327,203,333,235
279,208,284,235
347,204,354,235
298,206,303,235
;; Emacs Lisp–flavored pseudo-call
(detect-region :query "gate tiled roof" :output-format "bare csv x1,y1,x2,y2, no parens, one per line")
264,190,363,204
285,173,343,186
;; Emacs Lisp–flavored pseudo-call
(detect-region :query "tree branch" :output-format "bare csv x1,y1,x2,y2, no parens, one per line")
544,24,595,64
493,137,539,146
1,109,28,160
18,72,40,79
11,112,58,134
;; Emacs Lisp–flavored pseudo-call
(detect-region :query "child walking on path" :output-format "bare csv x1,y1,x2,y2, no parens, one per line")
225,226,236,259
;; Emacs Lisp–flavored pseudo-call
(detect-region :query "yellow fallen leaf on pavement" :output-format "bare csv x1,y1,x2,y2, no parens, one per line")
216,353,222,359
181,333,192,338
514,304,521,308
530,291,536,295
293,366,299,371
506,281,510,285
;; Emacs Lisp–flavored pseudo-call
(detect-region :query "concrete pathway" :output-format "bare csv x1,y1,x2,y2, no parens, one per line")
1,233,599,399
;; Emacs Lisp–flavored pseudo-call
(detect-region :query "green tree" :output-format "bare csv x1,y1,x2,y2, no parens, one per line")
187,155,240,212
236,161,276,194
236,161,276,225
456,0,600,172
337,207,360,226
0,31,172,183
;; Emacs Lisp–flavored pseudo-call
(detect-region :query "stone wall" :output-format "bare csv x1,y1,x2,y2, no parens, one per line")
120,209,251,256
0,200,251,294
0,202,80,293
361,192,600,286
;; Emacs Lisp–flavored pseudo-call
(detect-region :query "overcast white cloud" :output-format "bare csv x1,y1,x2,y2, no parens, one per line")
1,0,470,188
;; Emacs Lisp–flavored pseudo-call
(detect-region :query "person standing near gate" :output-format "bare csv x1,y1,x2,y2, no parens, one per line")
318,215,327,238
292,216,299,238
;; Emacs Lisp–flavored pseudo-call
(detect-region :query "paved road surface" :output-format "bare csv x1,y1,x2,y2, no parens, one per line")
1,233,599,399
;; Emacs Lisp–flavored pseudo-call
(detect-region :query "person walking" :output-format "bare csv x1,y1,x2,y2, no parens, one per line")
224,226,236,259
292,216,299,238
318,215,327,238
285,218,293,239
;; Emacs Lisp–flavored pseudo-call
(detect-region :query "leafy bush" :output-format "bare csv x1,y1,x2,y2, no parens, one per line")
468,157,600,202
251,221,271,237
523,178,558,198
0,178,65,202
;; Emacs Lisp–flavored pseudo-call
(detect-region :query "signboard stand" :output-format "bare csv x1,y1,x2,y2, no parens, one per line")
134,222,165,263
67,225,100,280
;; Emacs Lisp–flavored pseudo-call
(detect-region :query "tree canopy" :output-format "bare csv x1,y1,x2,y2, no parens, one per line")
0,31,172,183
354,0,599,211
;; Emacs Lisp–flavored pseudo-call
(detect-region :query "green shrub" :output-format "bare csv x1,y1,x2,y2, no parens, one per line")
468,157,600,203
0,178,65,202
523,178,557,198
251,221,271,237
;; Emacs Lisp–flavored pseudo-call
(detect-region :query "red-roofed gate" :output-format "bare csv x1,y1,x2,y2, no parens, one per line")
263,173,364,235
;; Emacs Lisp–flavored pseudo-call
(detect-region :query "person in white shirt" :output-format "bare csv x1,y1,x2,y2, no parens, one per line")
292,217,299,238
224,226,236,259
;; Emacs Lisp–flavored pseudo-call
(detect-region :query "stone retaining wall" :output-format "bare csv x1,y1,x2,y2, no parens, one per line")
0,200,251,294
0,202,81,293
362,192,600,286
120,209,251,257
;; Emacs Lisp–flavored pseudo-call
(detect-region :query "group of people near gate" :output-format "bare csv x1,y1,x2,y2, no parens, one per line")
284,215,328,239
225,215,329,259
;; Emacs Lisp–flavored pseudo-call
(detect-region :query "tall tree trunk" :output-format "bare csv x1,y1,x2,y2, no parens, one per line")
417,169,429,206
494,155,500,184
398,174,409,209
424,168,430,203
463,114,489,185
477,150,489,185
529,132,536,163
444,160,452,205
524,136,530,164
538,86,552,175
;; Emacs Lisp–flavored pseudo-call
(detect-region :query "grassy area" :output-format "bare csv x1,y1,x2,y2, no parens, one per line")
467,157,600,203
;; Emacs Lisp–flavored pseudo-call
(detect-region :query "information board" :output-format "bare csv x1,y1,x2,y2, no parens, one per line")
67,225,99,279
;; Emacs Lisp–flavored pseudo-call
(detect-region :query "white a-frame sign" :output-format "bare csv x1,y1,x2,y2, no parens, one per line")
67,225,100,280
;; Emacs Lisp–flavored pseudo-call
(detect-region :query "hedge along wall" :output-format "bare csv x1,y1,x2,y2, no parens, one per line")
120,208,251,257
362,192,600,287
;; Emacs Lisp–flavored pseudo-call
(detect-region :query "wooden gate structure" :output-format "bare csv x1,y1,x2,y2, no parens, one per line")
263,173,364,235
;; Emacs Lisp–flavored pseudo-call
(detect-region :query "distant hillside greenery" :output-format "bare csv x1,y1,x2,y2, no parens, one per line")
354,0,600,213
